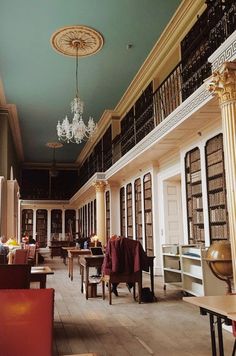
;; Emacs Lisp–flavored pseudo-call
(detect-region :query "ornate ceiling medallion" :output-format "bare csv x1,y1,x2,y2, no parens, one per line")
51,25,104,57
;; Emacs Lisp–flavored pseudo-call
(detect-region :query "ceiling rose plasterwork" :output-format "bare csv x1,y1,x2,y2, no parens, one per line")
51,25,104,57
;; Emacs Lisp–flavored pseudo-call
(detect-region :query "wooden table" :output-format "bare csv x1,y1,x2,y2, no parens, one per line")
67,249,91,281
184,295,236,356
30,266,54,288
61,246,77,265
79,255,104,299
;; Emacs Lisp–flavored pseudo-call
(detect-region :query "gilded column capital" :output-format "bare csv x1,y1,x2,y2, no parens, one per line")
208,62,236,104
92,180,107,193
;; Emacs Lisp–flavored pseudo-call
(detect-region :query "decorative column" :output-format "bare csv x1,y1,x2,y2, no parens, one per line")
33,209,37,241
62,208,65,240
208,61,236,288
47,209,51,246
93,181,106,246
108,182,120,236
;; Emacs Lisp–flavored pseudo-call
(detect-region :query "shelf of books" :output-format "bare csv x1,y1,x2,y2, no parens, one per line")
185,147,205,244
135,178,143,244
126,183,133,239
205,133,229,242
143,173,154,256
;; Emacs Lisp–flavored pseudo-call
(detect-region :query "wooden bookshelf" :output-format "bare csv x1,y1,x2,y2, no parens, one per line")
94,199,97,234
205,134,229,242
36,209,47,247
120,187,126,237
143,173,153,256
90,201,94,235
51,209,62,240
134,178,143,244
22,209,34,237
185,147,205,244
105,191,110,243
126,183,133,239
65,209,76,239
88,203,91,237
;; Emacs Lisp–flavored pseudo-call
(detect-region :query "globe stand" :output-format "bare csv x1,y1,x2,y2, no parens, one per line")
207,260,233,294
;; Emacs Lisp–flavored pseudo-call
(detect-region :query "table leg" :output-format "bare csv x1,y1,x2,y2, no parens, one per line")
209,314,217,356
217,316,224,356
81,265,84,293
85,266,89,299
68,256,71,278
39,276,46,289
150,264,154,295
35,251,39,266
71,257,74,281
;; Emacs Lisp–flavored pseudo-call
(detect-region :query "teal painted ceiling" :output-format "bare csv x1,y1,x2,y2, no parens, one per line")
0,0,181,164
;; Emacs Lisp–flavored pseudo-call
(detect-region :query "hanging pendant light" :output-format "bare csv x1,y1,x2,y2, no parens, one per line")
51,25,104,144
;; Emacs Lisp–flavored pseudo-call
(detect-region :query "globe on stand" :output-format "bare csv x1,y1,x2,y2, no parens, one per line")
205,240,233,294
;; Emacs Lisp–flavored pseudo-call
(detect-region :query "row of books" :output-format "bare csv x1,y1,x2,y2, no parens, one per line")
211,224,228,239
208,176,224,191
206,135,222,155
210,208,227,221
208,161,223,178
209,191,225,206
207,149,222,166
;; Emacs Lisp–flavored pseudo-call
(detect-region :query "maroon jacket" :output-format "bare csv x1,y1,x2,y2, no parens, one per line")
102,237,149,275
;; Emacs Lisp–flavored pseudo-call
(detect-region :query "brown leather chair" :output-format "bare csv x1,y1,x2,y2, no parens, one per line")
0,288,54,356
0,264,31,289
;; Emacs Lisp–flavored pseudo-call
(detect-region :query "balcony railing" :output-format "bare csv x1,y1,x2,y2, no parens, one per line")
75,1,236,193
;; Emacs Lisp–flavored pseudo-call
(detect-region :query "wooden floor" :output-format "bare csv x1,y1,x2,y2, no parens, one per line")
43,256,235,356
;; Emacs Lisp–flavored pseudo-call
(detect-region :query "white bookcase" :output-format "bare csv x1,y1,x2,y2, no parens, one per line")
162,244,182,290
180,245,227,296
162,244,227,296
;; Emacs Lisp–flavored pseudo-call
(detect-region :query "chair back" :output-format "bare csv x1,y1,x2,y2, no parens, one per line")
13,248,29,264
25,244,36,265
0,254,7,264
0,288,54,356
0,264,31,289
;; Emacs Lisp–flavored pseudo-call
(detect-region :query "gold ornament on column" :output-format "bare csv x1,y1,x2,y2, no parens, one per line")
208,62,236,104
92,181,107,193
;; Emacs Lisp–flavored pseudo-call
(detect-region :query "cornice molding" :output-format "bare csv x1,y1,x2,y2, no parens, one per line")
0,77,24,161
208,31,236,71
0,104,24,161
0,77,6,105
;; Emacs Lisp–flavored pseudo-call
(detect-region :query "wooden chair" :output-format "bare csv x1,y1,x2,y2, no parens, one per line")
102,237,150,305
0,253,7,264
102,271,142,305
0,264,31,289
0,288,54,356
26,244,36,265
13,248,29,264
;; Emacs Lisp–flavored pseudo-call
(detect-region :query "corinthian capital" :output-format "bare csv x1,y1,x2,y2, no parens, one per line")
92,180,107,192
208,62,236,104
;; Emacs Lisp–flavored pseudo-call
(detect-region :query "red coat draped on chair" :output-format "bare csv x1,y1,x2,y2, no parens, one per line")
102,237,149,275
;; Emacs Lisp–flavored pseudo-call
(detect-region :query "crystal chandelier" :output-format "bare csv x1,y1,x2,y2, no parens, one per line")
57,40,97,144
